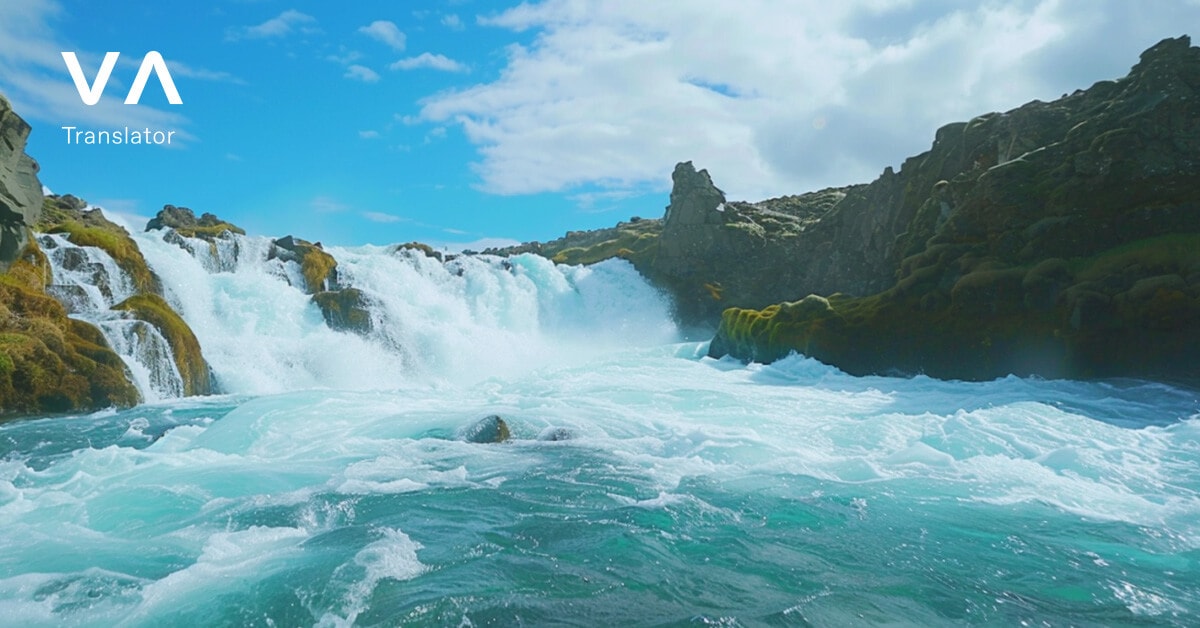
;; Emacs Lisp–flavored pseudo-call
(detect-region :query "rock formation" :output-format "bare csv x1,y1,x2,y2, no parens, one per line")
268,235,338,294
146,204,245,241
0,95,43,272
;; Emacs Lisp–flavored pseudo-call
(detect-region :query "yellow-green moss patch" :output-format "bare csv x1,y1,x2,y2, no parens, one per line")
113,294,213,396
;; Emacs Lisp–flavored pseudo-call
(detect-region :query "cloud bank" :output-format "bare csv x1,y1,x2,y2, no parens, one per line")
419,0,1200,200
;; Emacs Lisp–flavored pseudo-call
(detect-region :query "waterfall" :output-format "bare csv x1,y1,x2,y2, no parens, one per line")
131,228,678,395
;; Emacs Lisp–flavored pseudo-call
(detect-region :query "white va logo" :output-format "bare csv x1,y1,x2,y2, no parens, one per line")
61,51,182,106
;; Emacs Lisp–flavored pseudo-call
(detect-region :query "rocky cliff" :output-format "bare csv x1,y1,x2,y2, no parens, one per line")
0,95,43,271
709,36,1200,383
495,36,1200,383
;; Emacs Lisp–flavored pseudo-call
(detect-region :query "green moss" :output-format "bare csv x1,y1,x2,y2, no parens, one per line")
0,239,139,417
113,294,213,396
547,225,660,267
297,244,337,294
174,223,245,240
46,220,159,294
1075,233,1200,281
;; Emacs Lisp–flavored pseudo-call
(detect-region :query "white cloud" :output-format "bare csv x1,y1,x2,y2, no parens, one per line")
390,52,468,72
326,48,363,65
420,0,1200,199
227,9,318,40
311,196,348,213
344,64,381,83
359,20,407,50
442,14,464,30
359,130,381,139
361,211,405,223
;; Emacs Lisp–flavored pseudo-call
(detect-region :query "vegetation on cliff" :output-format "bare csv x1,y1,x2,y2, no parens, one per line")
485,217,662,268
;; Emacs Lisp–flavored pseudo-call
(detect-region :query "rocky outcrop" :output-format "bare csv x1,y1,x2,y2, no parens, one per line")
146,204,245,241
2,192,221,413
268,235,338,294
709,36,1200,384
0,95,43,272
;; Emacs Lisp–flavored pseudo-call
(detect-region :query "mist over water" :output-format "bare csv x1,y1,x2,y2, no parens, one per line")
4,223,1199,625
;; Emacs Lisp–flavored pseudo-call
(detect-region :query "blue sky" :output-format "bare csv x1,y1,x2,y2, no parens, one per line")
1,0,1197,248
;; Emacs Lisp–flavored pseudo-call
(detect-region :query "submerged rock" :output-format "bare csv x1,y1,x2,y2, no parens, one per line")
538,427,573,442
462,415,511,443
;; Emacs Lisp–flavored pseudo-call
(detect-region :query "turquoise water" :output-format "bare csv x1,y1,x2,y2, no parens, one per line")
6,222,1199,625
2,349,1197,626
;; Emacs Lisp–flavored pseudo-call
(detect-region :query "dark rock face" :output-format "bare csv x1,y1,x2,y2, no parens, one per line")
0,95,43,272
710,36,1200,384
640,162,862,326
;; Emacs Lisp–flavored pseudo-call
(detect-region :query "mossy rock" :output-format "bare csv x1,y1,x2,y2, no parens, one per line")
709,232,1200,383
312,288,372,334
145,205,245,241
113,293,214,396
269,235,338,294
491,218,662,270
396,241,443,262
0,237,140,417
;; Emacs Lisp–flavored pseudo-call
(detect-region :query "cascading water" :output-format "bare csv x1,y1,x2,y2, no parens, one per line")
130,227,678,393
38,233,184,403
